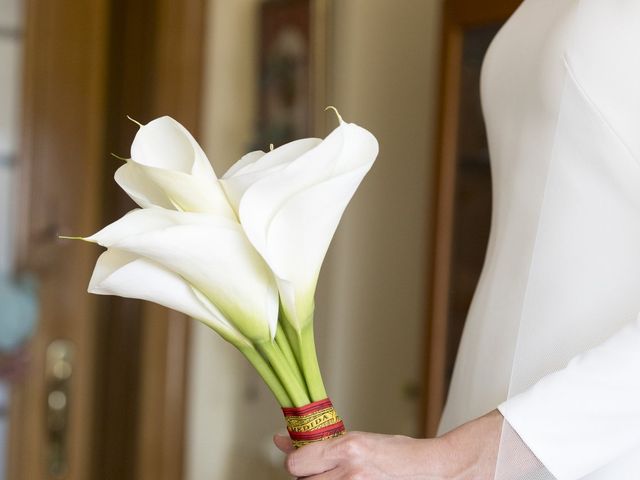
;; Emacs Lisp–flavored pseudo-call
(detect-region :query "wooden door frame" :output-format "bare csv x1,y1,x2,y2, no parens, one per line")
423,0,522,437
9,0,206,478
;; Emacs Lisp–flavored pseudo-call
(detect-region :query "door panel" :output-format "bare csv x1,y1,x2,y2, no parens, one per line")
2,1,205,478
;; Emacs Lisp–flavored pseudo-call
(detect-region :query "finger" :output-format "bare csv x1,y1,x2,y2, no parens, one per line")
298,466,343,480
285,438,340,477
273,434,295,453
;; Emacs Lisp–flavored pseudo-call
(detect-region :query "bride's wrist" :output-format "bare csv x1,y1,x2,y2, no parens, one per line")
435,409,503,479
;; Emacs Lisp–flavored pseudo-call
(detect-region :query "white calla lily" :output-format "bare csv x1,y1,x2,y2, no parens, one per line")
221,138,322,212
115,116,236,217
86,208,279,343
89,248,251,348
228,117,379,330
221,114,378,401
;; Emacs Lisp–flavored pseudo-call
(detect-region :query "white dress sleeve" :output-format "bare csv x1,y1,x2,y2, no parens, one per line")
497,314,640,480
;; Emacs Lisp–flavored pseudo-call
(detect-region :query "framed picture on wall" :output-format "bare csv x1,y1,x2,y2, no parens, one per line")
255,0,329,149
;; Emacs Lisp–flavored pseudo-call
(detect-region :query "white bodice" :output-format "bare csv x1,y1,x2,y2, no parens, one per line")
439,1,640,478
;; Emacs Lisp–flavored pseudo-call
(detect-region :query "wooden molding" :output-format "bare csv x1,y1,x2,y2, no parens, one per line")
424,8,464,437
423,0,522,437
447,0,523,25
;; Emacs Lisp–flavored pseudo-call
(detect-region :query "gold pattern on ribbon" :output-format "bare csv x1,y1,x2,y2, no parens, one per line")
285,405,345,447
286,407,340,433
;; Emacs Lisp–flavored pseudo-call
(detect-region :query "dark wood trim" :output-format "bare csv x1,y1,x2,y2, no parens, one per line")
423,0,522,437
92,0,206,478
424,8,463,437
133,1,207,478
448,0,523,25
89,0,156,476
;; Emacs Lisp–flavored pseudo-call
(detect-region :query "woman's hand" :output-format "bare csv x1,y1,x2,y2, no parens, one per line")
274,409,503,479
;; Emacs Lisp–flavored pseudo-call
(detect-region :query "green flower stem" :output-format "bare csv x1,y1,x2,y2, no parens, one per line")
239,346,292,407
298,322,327,402
275,323,306,392
258,341,310,407
282,319,302,365
200,320,292,407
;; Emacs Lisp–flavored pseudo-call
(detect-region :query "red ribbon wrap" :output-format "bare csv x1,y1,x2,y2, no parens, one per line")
282,398,346,448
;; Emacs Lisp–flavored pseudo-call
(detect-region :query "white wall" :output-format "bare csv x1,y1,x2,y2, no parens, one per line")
317,0,442,435
0,0,23,275
186,1,442,478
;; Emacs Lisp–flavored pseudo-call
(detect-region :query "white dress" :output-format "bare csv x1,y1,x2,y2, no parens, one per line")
437,1,640,479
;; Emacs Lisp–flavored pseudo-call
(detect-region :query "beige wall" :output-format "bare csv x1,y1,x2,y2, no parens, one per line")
186,0,443,478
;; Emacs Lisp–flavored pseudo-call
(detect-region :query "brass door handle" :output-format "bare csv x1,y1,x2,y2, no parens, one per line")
45,340,74,478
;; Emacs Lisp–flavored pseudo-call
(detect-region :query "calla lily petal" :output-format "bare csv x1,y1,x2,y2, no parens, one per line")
239,122,378,328
224,151,266,178
136,165,235,216
125,116,236,217
221,138,322,212
87,208,216,246
131,116,214,178
230,138,322,176
114,161,174,209
85,208,278,341
237,125,347,258
89,248,250,347
268,166,373,323
106,219,278,342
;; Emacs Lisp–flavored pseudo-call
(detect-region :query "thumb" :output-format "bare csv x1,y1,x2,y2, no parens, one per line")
273,434,295,453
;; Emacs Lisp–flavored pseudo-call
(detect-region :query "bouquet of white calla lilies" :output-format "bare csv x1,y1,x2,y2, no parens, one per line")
69,110,378,446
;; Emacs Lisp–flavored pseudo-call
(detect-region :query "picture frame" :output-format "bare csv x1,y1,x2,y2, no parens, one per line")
256,0,330,150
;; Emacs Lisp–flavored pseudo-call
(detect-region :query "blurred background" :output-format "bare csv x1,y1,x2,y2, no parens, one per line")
0,0,520,478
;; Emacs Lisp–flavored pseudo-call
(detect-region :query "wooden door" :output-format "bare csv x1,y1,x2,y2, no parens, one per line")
7,1,110,478
424,0,523,437
5,1,206,478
